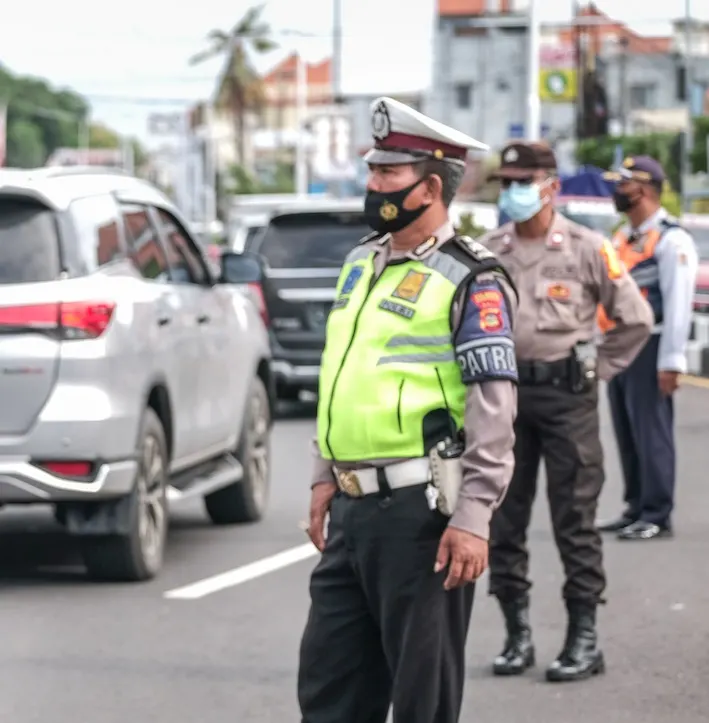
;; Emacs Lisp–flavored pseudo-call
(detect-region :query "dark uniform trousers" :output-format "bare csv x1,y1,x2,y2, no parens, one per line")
489,382,606,603
607,334,675,526
298,486,476,723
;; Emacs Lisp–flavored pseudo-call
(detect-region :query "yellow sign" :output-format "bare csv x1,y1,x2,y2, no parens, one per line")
391,271,430,303
539,68,577,103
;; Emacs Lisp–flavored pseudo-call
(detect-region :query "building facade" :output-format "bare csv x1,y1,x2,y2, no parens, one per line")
427,1,709,151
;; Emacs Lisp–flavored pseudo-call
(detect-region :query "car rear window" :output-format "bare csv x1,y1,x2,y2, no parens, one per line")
0,196,61,284
257,212,369,268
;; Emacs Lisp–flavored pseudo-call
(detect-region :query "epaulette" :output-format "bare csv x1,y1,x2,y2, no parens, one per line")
356,230,386,247
451,234,498,262
660,216,683,231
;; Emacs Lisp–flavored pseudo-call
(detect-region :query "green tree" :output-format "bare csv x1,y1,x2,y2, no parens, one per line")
7,119,45,167
1,64,144,169
189,4,277,166
88,123,148,171
456,212,487,239
576,133,679,190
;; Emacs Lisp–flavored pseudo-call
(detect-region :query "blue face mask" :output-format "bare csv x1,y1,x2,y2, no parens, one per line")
499,182,546,223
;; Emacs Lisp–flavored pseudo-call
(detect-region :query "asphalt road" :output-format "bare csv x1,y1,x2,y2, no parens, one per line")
0,385,707,723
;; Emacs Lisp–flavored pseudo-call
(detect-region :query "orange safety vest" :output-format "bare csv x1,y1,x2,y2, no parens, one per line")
597,226,665,333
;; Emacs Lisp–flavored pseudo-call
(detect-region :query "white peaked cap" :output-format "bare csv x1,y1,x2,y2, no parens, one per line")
363,96,489,166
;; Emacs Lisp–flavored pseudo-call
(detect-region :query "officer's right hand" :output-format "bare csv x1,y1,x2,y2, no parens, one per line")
307,481,337,552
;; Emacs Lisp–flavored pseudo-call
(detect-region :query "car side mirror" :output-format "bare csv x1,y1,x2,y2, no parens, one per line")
219,251,264,284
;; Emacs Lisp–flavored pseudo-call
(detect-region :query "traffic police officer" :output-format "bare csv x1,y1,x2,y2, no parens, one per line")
479,142,653,683
597,156,698,540
298,97,519,723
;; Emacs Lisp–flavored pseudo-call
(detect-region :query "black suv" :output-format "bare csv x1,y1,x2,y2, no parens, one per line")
222,199,370,402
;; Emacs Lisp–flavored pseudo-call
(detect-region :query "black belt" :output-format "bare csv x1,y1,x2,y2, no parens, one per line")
517,357,572,386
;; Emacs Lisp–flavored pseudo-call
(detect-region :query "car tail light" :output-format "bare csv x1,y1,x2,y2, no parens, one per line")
60,301,115,338
0,301,115,339
35,460,95,478
247,282,270,327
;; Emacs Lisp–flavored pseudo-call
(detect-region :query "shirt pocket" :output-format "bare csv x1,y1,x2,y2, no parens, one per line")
534,279,583,332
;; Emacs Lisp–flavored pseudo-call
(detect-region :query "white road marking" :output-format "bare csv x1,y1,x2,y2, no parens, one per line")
163,543,318,600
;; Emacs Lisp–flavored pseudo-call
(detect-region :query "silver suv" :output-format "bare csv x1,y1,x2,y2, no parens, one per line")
0,167,273,582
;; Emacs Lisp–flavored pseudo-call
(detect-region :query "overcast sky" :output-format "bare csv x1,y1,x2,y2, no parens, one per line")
0,0,704,145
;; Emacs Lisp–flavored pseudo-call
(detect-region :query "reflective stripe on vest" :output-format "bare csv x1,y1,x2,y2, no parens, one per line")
317,247,472,462
597,227,663,333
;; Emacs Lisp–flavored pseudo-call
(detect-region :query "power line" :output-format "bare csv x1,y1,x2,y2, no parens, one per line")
85,94,197,106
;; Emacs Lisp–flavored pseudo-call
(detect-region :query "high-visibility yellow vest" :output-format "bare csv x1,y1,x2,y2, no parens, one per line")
317,237,509,461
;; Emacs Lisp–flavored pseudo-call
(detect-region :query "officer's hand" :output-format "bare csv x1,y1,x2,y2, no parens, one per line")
658,370,680,396
307,481,337,552
434,527,488,590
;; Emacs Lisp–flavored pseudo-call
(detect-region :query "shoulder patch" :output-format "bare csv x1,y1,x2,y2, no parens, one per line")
454,277,517,386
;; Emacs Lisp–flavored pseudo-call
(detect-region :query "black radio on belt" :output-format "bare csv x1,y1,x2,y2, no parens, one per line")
569,341,598,393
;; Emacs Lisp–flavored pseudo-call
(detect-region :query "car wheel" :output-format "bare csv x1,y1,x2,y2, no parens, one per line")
204,376,271,525
82,408,169,582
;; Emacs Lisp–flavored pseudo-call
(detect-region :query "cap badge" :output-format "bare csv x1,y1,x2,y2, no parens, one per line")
371,101,391,141
433,149,444,159
622,157,634,168
504,148,518,162
379,202,398,221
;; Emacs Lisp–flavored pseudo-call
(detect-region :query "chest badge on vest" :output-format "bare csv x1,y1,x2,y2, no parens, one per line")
392,270,430,303
547,283,571,300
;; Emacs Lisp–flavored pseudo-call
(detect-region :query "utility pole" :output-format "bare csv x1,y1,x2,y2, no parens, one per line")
332,0,343,102
682,0,694,211
295,53,309,195
525,0,541,141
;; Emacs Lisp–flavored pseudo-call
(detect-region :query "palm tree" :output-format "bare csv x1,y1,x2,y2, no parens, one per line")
190,4,277,166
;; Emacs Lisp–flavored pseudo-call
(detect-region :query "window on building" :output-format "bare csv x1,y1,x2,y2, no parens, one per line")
454,83,473,110
629,83,658,110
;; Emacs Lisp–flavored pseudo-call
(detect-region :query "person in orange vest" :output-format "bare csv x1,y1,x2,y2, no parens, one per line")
597,156,698,540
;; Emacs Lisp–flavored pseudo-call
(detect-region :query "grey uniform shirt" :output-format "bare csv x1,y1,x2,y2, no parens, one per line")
311,221,518,541
479,212,653,380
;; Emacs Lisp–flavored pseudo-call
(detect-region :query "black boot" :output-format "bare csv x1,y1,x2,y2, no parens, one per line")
546,600,605,682
492,595,535,676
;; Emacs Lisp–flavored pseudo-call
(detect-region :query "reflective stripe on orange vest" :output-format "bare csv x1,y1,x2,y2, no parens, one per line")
597,228,662,333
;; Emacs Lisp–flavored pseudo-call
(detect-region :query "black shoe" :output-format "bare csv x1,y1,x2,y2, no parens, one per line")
596,513,636,532
546,601,605,683
492,595,536,676
617,520,673,540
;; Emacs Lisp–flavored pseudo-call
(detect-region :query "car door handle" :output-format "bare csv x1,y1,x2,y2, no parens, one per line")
157,315,171,327
197,314,210,325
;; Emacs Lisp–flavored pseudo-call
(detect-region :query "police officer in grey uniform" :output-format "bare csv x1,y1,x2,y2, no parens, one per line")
480,142,653,683
298,98,518,723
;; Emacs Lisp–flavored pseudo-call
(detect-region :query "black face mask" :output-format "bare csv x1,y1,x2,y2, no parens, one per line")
613,189,639,214
364,178,431,234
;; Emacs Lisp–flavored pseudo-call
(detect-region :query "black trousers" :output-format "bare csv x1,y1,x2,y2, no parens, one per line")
607,335,675,526
489,383,606,604
298,486,476,723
